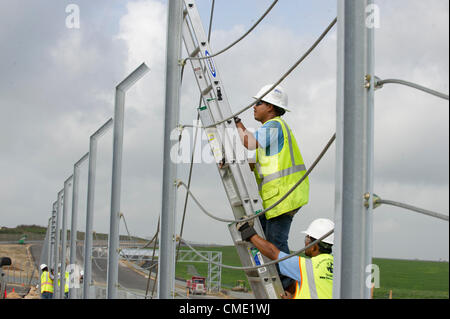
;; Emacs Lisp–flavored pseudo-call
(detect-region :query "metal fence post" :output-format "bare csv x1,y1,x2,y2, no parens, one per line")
60,175,73,299
69,152,89,299
107,63,149,299
53,190,64,298
83,118,113,299
334,0,374,299
158,0,183,299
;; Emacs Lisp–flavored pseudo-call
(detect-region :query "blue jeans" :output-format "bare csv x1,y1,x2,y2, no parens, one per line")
41,291,53,299
259,208,300,290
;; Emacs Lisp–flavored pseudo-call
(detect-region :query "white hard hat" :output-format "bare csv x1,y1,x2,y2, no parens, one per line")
253,84,290,112
80,270,84,276
40,264,47,270
301,218,335,245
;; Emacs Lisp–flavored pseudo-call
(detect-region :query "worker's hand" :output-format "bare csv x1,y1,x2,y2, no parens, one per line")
234,116,242,124
236,219,257,242
281,290,293,299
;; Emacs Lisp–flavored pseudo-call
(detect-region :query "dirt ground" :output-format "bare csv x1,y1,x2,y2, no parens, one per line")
0,244,38,277
1,244,41,298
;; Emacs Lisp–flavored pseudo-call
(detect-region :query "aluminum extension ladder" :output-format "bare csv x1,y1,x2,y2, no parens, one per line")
181,0,284,299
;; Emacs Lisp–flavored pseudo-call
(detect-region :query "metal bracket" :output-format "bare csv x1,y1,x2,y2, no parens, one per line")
364,193,381,209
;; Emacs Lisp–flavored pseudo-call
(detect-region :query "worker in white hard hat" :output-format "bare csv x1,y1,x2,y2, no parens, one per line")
39,263,54,299
234,84,310,290
237,218,334,299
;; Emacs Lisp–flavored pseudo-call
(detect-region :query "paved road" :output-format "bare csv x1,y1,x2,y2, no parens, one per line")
29,241,157,297
28,241,253,299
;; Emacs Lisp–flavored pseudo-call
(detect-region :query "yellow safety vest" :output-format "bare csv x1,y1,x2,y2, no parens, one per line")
58,272,70,293
254,117,309,219
40,271,54,294
294,254,333,299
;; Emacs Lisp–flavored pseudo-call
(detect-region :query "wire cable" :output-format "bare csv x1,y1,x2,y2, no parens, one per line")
177,228,334,271
181,17,337,130
177,132,336,224
376,198,449,221
376,78,449,101
184,0,279,62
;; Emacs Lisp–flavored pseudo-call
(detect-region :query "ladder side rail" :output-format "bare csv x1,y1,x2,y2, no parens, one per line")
182,0,284,299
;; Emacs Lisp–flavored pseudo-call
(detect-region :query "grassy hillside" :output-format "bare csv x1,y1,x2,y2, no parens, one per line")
372,258,449,299
176,245,449,298
0,224,47,235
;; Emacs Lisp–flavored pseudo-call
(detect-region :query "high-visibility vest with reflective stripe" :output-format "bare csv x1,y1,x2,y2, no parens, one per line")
41,271,54,293
58,272,70,293
254,117,309,219
294,254,333,299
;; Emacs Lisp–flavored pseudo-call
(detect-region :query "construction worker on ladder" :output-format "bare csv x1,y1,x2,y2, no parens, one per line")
235,84,310,290
39,264,54,299
238,218,334,299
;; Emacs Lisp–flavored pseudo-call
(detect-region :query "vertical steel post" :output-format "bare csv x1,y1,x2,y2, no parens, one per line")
158,0,183,299
49,202,57,269
53,190,64,298
40,218,51,268
69,152,89,299
83,118,113,299
107,63,149,299
364,0,376,300
60,175,73,299
334,0,373,299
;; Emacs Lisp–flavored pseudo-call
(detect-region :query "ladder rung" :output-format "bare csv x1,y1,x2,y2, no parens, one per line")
247,276,263,282
201,84,213,96
189,46,200,58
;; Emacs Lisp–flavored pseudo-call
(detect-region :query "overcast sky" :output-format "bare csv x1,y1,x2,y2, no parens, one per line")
0,0,448,262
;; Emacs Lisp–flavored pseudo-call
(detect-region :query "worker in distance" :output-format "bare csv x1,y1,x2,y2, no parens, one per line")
234,84,310,290
238,218,334,299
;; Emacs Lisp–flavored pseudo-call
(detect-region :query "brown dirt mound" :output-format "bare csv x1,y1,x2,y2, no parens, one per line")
6,291,22,299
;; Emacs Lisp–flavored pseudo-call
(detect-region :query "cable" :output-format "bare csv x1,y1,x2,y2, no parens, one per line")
181,17,337,130
376,198,449,222
177,132,336,224
145,217,160,299
177,228,334,271
376,78,449,101
184,0,279,62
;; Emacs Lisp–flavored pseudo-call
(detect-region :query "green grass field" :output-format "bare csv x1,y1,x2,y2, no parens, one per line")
176,246,449,299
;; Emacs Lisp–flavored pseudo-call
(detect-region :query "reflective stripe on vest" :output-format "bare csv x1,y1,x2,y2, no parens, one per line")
254,117,309,219
294,254,333,299
41,272,54,293
305,259,318,299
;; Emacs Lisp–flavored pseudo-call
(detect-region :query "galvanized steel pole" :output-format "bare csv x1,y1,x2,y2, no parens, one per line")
83,118,113,299
364,0,376,300
158,0,183,299
60,175,73,299
49,202,57,269
333,0,374,299
53,190,63,298
107,64,149,299
69,152,88,299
